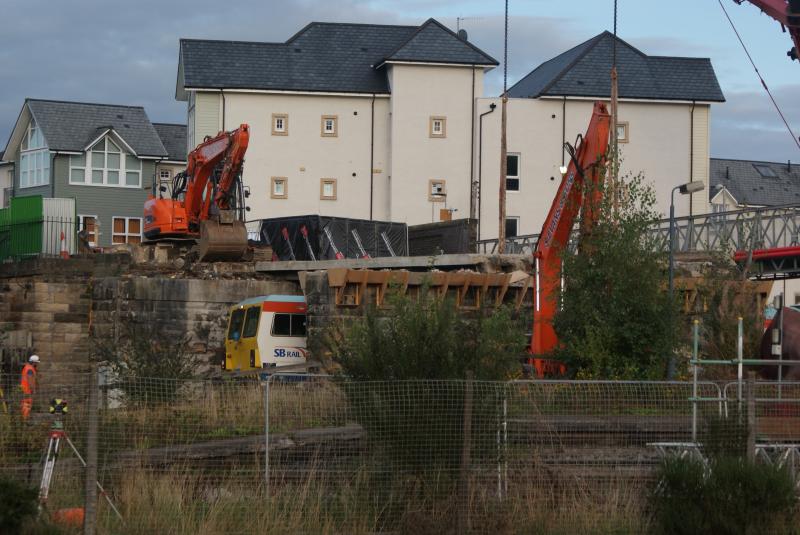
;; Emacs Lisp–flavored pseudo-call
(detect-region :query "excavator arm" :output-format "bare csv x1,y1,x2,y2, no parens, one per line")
530,101,611,361
183,124,250,225
735,0,800,60
143,124,251,262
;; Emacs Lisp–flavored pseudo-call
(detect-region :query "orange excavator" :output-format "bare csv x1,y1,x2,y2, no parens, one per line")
527,102,611,377
144,124,252,261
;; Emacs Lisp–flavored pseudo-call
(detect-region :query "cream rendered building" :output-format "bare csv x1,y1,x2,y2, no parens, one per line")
175,19,497,226
478,32,725,241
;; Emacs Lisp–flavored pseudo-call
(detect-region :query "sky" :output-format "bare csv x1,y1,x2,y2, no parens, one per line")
1,0,798,162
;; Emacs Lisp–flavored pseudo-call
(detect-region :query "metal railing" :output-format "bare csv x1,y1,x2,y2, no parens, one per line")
0,217,77,262
477,203,800,256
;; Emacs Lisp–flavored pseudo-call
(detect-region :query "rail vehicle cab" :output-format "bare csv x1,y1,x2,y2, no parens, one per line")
224,295,308,372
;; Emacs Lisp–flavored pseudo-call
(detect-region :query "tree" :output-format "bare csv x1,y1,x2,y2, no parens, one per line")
552,173,680,379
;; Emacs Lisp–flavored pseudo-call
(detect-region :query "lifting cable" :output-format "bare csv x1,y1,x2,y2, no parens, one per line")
717,0,800,151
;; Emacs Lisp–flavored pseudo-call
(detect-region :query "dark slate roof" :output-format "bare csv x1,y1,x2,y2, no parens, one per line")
153,123,187,162
25,99,168,157
710,158,800,206
384,19,498,65
178,19,496,96
508,31,725,102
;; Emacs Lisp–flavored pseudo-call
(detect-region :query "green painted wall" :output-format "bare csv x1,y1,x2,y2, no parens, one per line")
54,155,155,247
0,196,44,260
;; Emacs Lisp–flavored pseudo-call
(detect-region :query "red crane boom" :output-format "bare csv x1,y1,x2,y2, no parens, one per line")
528,102,611,375
735,0,800,61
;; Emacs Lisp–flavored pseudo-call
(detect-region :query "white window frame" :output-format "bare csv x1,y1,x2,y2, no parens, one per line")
429,116,447,138
272,113,288,136
111,216,142,244
320,178,337,200
69,135,142,188
271,177,288,199
505,216,520,238
616,122,629,143
321,115,338,137
78,214,99,246
19,120,50,189
159,169,171,181
506,153,520,192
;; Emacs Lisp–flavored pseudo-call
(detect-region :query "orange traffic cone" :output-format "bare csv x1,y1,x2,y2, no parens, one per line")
59,231,70,259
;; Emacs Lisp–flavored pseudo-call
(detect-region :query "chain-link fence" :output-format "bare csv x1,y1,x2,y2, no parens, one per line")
1,374,799,533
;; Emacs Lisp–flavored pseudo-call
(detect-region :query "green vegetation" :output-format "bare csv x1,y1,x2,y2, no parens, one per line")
553,173,680,379
0,476,38,533
651,411,798,535
91,318,201,402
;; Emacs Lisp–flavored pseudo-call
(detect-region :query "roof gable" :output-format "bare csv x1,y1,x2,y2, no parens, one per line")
385,19,498,65
508,31,725,102
710,158,800,206
177,19,495,97
20,99,167,157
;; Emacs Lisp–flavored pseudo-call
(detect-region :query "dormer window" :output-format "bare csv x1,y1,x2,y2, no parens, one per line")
19,120,50,188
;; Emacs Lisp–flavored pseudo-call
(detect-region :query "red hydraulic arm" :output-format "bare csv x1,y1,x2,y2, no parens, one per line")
530,101,611,359
183,124,250,227
735,0,800,61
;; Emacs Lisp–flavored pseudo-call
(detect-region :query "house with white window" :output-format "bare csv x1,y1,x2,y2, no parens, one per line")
175,18,498,225
153,122,188,193
1,99,175,247
479,31,725,240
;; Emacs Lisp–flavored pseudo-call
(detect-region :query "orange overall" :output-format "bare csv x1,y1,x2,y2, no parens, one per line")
20,363,36,420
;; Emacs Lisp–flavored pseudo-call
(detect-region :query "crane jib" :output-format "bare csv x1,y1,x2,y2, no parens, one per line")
543,170,576,248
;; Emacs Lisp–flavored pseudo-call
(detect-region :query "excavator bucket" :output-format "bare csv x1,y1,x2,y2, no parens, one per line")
197,219,250,262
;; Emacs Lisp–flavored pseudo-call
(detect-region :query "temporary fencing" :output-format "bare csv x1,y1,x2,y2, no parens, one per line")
1,373,799,533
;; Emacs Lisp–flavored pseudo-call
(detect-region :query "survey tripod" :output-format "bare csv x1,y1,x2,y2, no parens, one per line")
38,398,122,520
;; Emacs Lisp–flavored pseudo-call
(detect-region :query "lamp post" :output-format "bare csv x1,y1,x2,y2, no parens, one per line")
667,180,704,378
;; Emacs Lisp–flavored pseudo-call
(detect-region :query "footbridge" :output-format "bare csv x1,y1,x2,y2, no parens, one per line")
477,203,800,280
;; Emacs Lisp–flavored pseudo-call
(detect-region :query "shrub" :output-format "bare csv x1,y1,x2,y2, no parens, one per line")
0,477,38,533
327,290,525,472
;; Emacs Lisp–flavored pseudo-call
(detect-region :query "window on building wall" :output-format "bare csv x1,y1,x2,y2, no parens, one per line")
112,217,141,244
272,114,288,136
506,153,520,191
429,179,446,202
70,136,141,188
616,122,629,143
78,215,98,246
159,169,171,181
271,177,288,199
321,115,338,137
320,178,337,200
505,217,519,238
20,120,50,188
429,116,447,138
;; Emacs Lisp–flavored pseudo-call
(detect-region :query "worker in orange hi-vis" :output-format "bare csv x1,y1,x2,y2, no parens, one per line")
20,355,39,420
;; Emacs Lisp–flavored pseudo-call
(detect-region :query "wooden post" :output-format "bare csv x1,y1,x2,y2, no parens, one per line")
83,363,99,535
746,372,756,463
458,371,474,533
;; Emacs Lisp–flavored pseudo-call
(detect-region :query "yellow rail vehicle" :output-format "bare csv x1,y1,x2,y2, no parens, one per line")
224,295,308,371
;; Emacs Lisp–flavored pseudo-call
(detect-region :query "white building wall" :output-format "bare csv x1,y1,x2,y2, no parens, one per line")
477,97,712,240
220,92,390,221
388,64,483,225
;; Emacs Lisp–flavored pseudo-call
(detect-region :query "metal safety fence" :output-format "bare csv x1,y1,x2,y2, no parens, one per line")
0,217,78,262
1,374,799,533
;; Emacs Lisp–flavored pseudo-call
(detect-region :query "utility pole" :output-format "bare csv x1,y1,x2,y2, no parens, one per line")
498,0,509,253
610,0,619,211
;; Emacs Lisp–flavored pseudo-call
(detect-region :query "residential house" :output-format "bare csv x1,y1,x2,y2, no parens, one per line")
1,99,171,247
710,157,800,210
479,31,725,240
175,19,497,224
709,157,800,305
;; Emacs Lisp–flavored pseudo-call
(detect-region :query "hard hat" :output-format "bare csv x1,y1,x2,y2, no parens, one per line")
29,355,40,364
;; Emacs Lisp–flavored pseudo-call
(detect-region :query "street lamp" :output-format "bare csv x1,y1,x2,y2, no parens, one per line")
667,180,704,378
